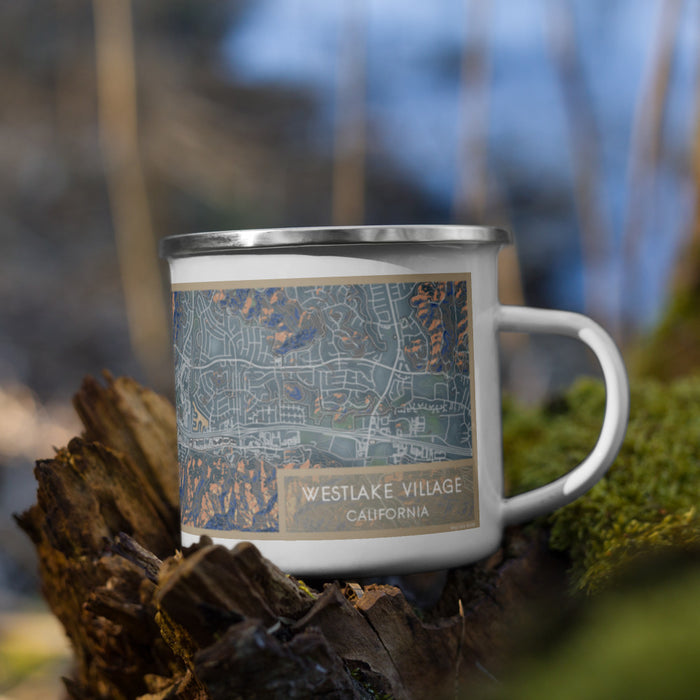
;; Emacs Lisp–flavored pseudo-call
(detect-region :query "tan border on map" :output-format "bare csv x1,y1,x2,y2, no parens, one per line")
177,272,481,540
173,272,470,291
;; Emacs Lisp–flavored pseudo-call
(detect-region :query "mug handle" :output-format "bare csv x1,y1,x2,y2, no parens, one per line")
496,305,630,525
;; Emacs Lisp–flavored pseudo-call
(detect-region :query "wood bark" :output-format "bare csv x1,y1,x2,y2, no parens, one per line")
16,372,566,699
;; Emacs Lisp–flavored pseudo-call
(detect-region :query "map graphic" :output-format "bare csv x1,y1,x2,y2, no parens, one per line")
173,275,475,534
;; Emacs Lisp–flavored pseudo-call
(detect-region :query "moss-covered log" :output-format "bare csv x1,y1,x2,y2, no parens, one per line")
503,376,700,593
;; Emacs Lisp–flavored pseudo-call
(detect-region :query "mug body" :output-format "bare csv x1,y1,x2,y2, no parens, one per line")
161,226,511,576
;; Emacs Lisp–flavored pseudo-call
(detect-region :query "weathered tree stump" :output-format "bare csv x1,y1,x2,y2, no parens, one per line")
16,373,566,699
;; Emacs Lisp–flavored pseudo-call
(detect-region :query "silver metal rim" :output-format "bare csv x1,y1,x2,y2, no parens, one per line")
159,225,512,258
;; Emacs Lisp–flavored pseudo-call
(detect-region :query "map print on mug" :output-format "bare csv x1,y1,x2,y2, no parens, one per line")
172,274,479,540
161,226,629,576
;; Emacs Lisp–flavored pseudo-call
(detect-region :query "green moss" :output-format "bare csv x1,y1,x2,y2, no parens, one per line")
632,284,700,381
503,376,700,593
481,562,700,700
0,618,70,695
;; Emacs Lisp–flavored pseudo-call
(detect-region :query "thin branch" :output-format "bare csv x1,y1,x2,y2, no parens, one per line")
669,3,700,297
453,0,524,308
92,0,170,388
332,0,367,225
453,0,492,223
546,0,614,326
620,0,684,335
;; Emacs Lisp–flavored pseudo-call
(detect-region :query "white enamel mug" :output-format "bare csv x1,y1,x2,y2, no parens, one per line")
160,226,629,576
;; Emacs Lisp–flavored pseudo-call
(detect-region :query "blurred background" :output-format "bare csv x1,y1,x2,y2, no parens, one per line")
1,0,699,695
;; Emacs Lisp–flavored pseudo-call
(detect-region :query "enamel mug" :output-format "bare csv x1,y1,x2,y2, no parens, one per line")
160,226,629,576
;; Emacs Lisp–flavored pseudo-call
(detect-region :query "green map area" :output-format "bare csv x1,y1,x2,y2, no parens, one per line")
173,276,474,533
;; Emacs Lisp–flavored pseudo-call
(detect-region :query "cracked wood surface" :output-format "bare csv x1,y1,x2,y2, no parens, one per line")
16,373,565,699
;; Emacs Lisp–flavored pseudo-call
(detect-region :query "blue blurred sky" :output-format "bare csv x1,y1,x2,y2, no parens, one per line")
224,0,700,327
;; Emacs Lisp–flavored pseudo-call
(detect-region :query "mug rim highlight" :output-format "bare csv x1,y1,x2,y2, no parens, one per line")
159,224,513,259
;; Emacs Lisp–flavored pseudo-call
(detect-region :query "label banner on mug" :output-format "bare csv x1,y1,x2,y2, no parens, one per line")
172,274,479,540
278,460,477,538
